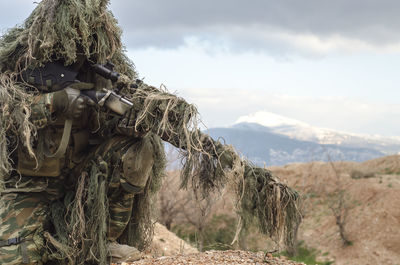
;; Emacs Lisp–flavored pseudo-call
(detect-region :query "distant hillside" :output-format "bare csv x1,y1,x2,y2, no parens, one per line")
207,123,385,166
158,155,400,265
235,111,400,155
269,155,400,265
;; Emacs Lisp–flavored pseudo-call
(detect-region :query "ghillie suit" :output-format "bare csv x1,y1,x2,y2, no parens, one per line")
0,0,301,265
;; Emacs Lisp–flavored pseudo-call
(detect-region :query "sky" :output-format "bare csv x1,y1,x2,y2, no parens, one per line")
1,0,399,136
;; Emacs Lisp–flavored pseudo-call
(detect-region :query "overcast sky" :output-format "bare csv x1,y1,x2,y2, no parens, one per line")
1,0,400,136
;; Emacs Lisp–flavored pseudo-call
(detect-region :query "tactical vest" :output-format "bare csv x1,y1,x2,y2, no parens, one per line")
17,69,113,177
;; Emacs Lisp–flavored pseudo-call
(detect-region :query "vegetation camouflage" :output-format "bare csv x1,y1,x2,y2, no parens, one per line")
0,0,301,264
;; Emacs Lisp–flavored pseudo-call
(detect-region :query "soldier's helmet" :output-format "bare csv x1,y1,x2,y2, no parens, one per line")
0,0,123,73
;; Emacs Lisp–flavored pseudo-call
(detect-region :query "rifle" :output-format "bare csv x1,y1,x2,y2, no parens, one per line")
79,62,135,115
21,61,138,116
21,61,138,157
20,62,302,243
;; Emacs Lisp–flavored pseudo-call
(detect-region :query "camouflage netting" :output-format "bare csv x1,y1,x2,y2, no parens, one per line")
0,73,36,187
0,0,301,264
0,0,136,186
118,135,167,250
119,82,302,249
0,0,134,74
47,135,166,264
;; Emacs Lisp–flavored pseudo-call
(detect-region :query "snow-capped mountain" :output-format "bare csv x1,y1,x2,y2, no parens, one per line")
208,124,384,166
235,111,400,155
202,111,400,166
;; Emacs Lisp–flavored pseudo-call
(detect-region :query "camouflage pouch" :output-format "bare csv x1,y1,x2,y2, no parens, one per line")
17,147,61,177
0,193,50,264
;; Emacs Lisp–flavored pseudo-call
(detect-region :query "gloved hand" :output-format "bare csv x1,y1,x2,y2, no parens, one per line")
117,108,149,137
52,88,93,119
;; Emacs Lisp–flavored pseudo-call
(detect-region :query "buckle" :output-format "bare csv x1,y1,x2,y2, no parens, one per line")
7,237,21,246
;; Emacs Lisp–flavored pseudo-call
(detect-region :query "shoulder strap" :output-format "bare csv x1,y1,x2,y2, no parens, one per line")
44,119,73,158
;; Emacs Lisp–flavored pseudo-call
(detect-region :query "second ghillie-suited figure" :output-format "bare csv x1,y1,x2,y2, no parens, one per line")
0,1,301,264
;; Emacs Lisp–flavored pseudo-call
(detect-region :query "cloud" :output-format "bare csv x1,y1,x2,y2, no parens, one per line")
1,1,398,137
2,1,400,55
181,88,400,137
110,0,400,54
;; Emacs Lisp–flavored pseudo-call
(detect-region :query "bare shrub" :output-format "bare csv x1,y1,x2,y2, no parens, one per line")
326,154,352,246
350,170,375,179
158,171,191,230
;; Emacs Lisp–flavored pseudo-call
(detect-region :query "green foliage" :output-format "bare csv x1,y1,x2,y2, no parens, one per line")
350,170,375,179
306,191,319,198
280,241,334,265
172,214,237,251
203,214,237,251
172,223,197,244
383,168,400,175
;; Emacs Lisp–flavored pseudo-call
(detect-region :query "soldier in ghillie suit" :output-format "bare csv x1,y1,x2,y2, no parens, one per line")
0,1,301,264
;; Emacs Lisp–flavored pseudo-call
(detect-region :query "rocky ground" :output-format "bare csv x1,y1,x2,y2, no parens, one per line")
114,155,400,265
148,223,198,257
124,250,304,265
110,224,302,264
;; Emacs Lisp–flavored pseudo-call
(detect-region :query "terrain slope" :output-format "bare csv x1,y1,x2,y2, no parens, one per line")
118,155,400,265
270,155,400,265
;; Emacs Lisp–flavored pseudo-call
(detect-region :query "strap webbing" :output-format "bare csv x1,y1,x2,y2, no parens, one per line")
0,237,31,264
21,242,30,264
0,237,21,247
44,119,73,158
120,179,144,194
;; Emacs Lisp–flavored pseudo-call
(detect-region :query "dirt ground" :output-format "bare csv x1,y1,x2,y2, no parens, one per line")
117,155,400,265
270,155,400,265
148,223,198,256
127,250,304,265
116,225,302,265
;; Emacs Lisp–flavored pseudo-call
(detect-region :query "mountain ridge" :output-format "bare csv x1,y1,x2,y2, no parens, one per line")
234,111,400,155
207,120,392,166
